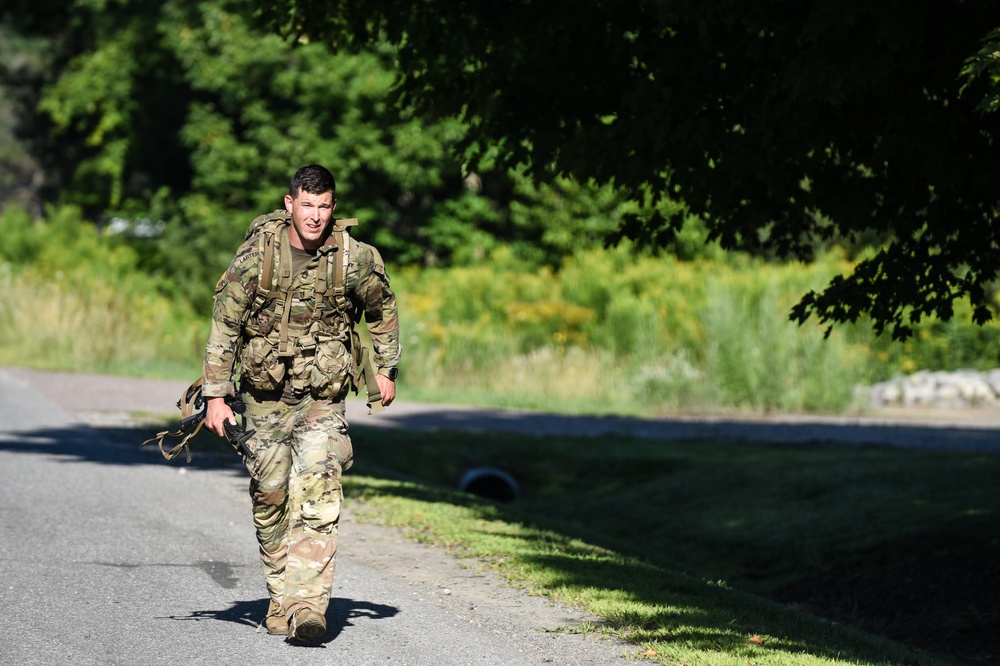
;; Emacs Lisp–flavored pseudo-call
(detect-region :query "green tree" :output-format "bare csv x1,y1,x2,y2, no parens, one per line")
13,0,658,311
0,19,57,217
151,0,628,302
961,27,1000,113
258,0,1000,339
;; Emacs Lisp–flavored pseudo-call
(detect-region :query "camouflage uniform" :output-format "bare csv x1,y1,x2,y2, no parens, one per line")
202,210,400,625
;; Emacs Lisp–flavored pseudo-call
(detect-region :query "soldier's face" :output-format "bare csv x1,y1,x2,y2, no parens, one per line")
284,189,336,250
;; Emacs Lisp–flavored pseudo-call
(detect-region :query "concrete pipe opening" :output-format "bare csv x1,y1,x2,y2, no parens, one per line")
459,467,521,502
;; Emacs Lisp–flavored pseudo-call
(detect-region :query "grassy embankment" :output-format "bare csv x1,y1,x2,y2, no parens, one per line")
339,425,998,666
0,206,206,379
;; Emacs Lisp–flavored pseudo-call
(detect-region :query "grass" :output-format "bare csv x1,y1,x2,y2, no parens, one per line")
332,425,1000,665
392,251,883,416
0,263,206,380
6,205,1000,417
6,205,1000,416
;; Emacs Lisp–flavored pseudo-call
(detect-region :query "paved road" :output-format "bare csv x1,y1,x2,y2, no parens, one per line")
0,368,632,666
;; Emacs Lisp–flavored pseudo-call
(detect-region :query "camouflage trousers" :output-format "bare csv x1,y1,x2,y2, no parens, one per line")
241,391,354,619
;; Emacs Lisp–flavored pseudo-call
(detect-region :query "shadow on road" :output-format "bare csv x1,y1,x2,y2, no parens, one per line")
0,421,254,476
162,597,399,645
4,402,1000,478
6,364,1000,454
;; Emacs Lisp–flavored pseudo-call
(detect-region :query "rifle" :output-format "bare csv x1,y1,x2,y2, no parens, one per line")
142,377,256,464
180,391,256,461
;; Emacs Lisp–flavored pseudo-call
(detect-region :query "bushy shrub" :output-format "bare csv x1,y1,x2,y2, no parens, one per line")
5,204,1000,413
394,245,1000,415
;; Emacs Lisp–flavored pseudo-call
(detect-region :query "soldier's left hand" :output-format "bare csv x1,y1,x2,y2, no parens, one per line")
375,374,396,407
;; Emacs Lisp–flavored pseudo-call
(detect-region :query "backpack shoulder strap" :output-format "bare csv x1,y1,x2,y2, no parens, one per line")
247,210,291,290
323,219,384,413
312,218,382,411
332,218,357,297
315,217,358,314
245,210,292,323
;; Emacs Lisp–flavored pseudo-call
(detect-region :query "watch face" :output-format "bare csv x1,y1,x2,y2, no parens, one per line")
387,367,398,380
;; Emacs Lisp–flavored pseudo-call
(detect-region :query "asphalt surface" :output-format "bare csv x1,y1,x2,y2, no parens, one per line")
0,368,634,666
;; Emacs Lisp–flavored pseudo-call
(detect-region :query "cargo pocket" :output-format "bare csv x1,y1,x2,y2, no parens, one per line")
330,411,353,471
310,339,351,399
240,335,285,391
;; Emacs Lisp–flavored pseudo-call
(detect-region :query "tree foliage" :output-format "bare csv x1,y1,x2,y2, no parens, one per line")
258,0,1000,339
2,0,658,311
0,20,53,217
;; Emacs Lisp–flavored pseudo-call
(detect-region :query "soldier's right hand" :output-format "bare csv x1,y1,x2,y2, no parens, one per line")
205,397,237,438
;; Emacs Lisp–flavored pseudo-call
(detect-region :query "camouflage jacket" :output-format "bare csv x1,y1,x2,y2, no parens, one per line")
202,214,401,402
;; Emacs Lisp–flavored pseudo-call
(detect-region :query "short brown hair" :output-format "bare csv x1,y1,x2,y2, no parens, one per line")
290,164,336,198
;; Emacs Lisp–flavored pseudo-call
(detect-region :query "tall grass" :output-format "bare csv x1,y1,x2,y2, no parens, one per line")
4,204,999,412
697,266,870,413
0,206,206,378
393,245,922,415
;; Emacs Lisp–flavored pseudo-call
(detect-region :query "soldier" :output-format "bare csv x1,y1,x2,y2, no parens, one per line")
202,164,401,643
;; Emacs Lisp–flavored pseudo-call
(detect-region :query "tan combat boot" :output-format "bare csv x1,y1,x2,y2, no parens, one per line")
263,599,288,635
288,608,326,643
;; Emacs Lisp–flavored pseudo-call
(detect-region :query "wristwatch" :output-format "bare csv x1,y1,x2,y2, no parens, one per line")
379,367,398,381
